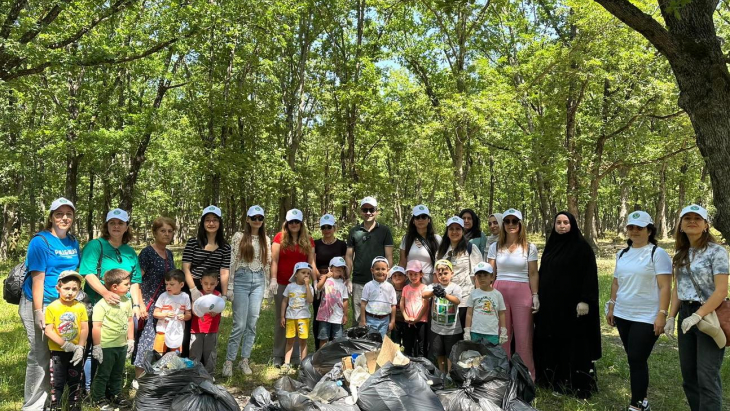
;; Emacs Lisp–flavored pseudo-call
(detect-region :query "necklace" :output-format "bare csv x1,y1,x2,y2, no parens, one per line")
321,236,336,245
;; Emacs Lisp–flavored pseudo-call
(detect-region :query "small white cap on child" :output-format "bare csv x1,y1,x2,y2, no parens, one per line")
370,256,389,268
57,270,84,285
389,266,406,278
473,261,494,276
289,261,312,282
329,257,346,268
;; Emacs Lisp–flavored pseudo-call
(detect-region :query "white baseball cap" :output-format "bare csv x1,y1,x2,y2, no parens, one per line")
320,214,336,227
329,256,346,267
370,256,390,268
412,204,430,216
57,270,84,285
247,205,265,217
389,265,406,278
193,294,226,318
106,208,129,223
626,211,653,227
473,261,494,276
360,196,378,207
289,261,313,282
503,208,523,221
286,208,303,222
202,205,222,218
679,204,709,221
446,216,464,228
50,197,75,211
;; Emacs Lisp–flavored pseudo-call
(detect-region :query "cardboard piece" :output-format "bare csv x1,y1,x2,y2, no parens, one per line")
364,351,379,374
376,335,402,368
342,356,353,371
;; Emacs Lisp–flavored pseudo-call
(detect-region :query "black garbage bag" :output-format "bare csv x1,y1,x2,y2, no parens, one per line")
357,362,445,411
275,376,309,393
135,351,213,411
449,341,509,386
409,357,446,391
276,390,360,411
311,338,381,375
298,355,324,390
437,385,505,411
345,326,383,342
169,381,240,411
244,387,284,411
502,353,536,408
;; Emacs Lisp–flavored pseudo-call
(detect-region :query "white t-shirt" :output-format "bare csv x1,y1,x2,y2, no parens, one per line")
487,242,538,283
399,234,442,284
316,278,349,324
443,243,483,307
613,244,672,324
284,283,314,320
427,282,463,335
155,292,191,332
467,289,506,335
361,279,397,316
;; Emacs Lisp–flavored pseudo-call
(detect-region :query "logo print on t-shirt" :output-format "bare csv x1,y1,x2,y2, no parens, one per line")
58,312,78,342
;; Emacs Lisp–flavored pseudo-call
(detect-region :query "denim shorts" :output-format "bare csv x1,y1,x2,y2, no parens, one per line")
317,322,344,341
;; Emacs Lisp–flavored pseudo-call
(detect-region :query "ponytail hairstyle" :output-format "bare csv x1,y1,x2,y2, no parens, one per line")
620,223,658,256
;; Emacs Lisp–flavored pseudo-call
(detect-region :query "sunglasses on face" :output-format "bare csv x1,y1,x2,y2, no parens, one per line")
504,218,520,225
361,207,376,214
414,215,430,220
321,225,333,230
288,220,301,225
249,215,264,222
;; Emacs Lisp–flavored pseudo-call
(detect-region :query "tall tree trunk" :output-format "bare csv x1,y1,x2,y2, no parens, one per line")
87,173,95,241
656,161,668,238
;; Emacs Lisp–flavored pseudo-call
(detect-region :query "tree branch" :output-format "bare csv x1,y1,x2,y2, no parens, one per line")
46,0,136,49
18,3,67,44
646,110,685,119
599,144,694,178
0,0,28,41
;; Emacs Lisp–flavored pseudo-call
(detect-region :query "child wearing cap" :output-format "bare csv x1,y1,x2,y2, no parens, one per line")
153,269,192,354
44,271,88,411
315,257,349,347
389,266,408,346
401,260,429,357
281,262,315,373
464,262,506,346
190,269,221,374
359,257,397,339
423,259,463,372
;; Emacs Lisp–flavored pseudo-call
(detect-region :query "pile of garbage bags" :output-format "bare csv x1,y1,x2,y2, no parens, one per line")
246,328,540,411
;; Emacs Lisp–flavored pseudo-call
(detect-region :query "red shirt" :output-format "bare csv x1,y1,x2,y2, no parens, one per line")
273,231,314,285
191,290,222,334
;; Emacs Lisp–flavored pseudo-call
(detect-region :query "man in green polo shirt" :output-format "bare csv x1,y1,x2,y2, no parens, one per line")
346,196,394,322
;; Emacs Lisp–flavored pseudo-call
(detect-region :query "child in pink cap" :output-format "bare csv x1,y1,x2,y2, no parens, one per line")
400,260,429,357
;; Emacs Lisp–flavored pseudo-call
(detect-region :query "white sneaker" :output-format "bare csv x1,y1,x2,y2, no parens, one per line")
222,360,233,377
238,358,252,375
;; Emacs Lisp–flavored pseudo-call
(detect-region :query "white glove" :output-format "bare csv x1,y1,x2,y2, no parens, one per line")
190,287,202,302
664,317,676,339
34,309,45,330
220,295,228,303
226,289,234,302
463,327,471,341
71,345,85,366
126,339,135,359
576,302,589,317
61,341,79,353
532,294,540,313
346,281,353,294
92,345,104,363
681,313,702,334
499,327,508,344
269,279,279,297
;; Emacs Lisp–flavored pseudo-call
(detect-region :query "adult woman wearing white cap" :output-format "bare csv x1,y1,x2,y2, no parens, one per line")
436,216,483,329
20,197,81,410
666,204,728,411
487,208,539,380
181,205,231,357
605,211,671,411
399,205,441,285
271,208,316,366
313,213,347,349
222,205,271,376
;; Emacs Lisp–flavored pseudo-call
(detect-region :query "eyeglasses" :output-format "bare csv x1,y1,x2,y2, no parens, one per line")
249,216,264,222
53,212,74,219
504,218,520,225
361,207,376,214
287,220,301,225
321,225,333,230
414,215,429,220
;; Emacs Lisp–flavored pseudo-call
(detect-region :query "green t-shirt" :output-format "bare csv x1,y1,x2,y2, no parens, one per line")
79,238,141,304
347,222,394,284
92,296,132,348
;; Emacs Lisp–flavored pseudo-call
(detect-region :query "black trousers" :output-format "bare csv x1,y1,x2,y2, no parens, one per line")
402,322,428,357
614,316,659,406
50,351,83,410
390,320,407,346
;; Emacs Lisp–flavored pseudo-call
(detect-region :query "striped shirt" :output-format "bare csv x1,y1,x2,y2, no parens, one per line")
182,238,231,279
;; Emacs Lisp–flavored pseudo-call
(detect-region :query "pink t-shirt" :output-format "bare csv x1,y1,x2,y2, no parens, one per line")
316,278,348,324
402,283,427,322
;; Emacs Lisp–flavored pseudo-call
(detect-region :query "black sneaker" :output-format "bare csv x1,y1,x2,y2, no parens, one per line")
109,395,132,408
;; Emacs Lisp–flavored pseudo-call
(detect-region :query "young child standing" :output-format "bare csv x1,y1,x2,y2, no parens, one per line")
423,259,463,372
389,265,408,345
190,269,222,373
281,262,314,373
90,269,134,409
464,262,507,346
153,269,192,354
316,257,349,347
44,271,88,411
401,260,429,357
359,256,397,339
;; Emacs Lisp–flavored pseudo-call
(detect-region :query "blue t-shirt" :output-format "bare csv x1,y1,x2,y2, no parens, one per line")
22,231,80,305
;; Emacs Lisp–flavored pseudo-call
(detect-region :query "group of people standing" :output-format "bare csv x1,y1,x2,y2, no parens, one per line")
18,195,728,411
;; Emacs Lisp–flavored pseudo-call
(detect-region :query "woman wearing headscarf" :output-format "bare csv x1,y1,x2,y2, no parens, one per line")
485,213,503,248
533,212,601,398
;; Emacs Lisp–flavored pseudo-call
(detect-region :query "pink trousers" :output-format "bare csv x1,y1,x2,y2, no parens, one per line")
494,280,535,381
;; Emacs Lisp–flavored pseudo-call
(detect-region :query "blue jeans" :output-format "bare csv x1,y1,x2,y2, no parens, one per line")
226,267,265,361
366,314,390,340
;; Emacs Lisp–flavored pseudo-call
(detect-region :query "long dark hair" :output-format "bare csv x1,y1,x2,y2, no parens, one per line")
437,224,468,259
403,216,439,265
197,213,228,247
621,223,658,256
239,217,268,264
459,209,481,239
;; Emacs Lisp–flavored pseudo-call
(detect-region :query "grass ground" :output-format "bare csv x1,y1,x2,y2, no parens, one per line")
0,240,728,410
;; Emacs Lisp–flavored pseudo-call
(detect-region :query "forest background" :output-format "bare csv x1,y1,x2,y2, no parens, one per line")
0,0,725,254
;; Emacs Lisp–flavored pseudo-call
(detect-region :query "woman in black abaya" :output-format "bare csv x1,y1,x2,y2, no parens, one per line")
533,211,601,398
